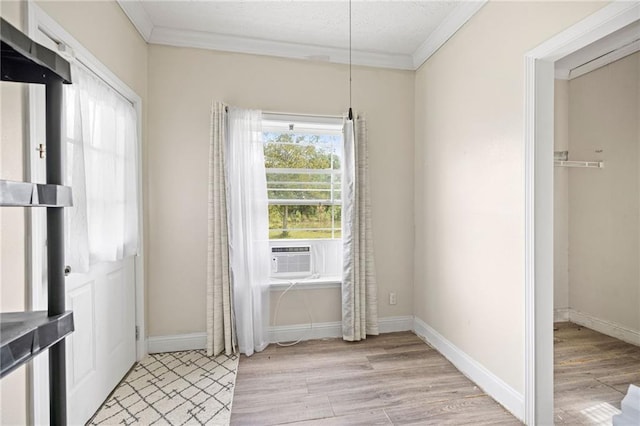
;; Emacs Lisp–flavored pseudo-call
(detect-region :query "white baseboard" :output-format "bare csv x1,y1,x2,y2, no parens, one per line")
148,316,414,353
379,315,414,333
269,321,342,343
413,317,524,422
269,315,414,344
568,309,640,346
147,332,207,353
554,307,570,323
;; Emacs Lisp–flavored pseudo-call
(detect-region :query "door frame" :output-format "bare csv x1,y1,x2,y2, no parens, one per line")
523,2,639,424
24,2,147,423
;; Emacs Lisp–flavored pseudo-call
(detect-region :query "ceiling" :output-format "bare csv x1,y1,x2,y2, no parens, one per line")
116,0,487,70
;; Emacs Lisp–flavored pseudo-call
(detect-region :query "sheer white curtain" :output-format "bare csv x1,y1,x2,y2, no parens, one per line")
63,63,139,273
225,107,270,356
342,115,378,341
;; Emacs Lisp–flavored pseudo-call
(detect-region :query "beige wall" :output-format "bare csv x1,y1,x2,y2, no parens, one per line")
147,45,415,335
1,3,30,424
568,52,640,332
270,287,342,327
414,1,606,395
0,1,147,423
554,80,570,312
0,77,28,426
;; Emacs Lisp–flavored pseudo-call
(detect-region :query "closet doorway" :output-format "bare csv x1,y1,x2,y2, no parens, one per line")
552,25,640,423
524,3,639,424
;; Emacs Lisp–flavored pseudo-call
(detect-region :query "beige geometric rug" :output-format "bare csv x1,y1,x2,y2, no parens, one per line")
90,350,239,426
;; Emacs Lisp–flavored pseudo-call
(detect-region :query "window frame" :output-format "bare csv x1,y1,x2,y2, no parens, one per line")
262,114,344,240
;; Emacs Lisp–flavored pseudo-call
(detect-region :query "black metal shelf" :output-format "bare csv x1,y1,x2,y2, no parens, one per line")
1,17,74,425
0,311,74,379
0,179,73,207
1,17,71,84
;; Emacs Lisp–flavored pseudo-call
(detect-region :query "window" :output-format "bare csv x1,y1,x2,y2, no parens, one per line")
263,116,343,239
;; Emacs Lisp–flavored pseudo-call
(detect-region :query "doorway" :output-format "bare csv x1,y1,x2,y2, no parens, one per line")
552,26,640,423
524,2,640,424
25,3,146,425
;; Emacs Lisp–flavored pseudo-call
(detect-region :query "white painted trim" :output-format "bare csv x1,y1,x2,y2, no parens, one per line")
148,333,207,354
115,0,153,41
148,317,414,354
524,2,640,425
269,280,341,291
554,308,570,323
269,321,342,344
25,2,147,422
555,19,640,80
567,40,640,80
149,26,414,70
412,0,487,69
379,316,414,333
523,53,538,426
526,2,640,62
413,317,524,422
568,309,640,346
26,0,146,359
269,316,414,344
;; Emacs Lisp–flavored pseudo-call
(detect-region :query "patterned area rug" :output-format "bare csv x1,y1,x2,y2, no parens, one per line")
90,350,239,425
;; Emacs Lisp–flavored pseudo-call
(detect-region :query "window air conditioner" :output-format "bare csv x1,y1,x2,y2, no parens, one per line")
270,246,312,277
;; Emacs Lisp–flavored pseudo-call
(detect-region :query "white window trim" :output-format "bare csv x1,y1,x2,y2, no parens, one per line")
269,277,341,290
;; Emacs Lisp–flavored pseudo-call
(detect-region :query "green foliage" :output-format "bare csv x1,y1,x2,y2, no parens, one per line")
264,132,342,239
264,132,341,169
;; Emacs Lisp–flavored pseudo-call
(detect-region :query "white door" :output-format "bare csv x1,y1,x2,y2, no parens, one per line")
28,25,139,425
65,259,136,425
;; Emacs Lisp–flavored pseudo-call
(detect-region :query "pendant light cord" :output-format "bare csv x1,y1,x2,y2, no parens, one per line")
348,0,353,120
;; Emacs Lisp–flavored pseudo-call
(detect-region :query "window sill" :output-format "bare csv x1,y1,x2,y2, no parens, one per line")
269,276,342,290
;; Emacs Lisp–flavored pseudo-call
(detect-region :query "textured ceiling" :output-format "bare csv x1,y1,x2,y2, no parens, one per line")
117,0,488,69
139,1,458,56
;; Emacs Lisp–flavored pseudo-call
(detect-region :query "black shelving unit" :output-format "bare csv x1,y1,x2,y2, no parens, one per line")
1,18,74,425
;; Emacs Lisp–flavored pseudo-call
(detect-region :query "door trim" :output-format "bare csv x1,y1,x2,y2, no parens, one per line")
523,2,640,424
24,2,147,423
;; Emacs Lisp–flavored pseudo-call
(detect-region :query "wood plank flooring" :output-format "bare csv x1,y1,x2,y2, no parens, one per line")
554,322,640,425
230,332,520,425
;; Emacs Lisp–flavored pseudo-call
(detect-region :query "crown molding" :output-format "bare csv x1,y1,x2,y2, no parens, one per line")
116,0,153,41
117,0,487,71
412,0,488,69
149,26,415,70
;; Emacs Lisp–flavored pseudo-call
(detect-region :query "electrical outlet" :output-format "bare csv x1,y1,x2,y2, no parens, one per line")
389,292,397,305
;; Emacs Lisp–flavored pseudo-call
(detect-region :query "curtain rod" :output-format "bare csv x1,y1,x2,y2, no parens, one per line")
38,27,135,108
264,111,345,120
74,57,134,107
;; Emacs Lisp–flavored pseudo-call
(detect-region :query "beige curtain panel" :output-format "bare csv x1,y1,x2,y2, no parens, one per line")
342,115,379,341
207,102,236,356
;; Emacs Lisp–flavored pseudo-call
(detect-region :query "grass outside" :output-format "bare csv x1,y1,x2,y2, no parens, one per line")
269,229,341,239
269,209,341,239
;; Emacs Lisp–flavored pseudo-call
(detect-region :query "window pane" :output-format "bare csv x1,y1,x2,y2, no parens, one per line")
266,170,337,202
268,204,341,239
264,125,343,240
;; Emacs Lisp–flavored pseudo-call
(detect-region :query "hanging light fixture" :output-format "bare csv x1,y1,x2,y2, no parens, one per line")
348,0,353,121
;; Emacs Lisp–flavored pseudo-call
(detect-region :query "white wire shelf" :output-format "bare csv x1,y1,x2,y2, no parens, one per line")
554,160,604,169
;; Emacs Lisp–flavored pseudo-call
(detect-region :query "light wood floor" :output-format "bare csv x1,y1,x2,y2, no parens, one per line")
230,332,520,425
554,322,640,425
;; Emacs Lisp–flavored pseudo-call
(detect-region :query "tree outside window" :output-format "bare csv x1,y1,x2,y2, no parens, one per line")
263,126,342,240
